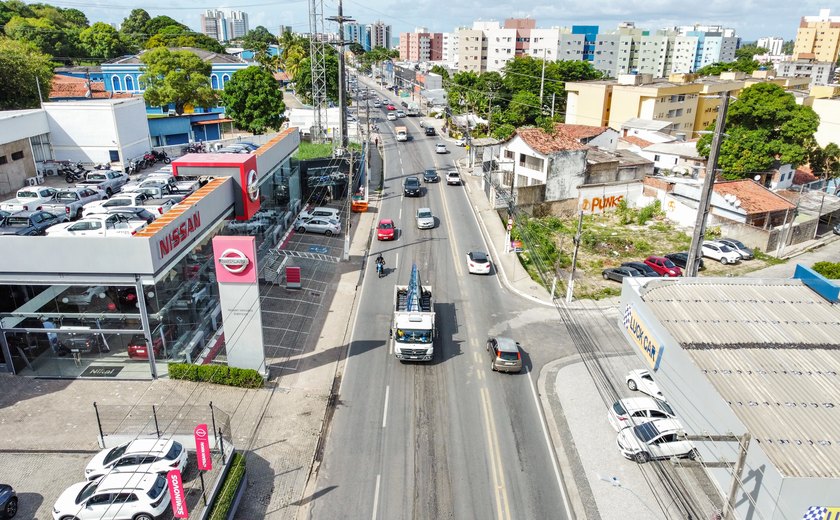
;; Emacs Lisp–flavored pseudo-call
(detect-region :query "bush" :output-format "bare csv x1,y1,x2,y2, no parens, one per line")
812,261,840,279
168,363,264,388
637,200,663,225
209,452,246,520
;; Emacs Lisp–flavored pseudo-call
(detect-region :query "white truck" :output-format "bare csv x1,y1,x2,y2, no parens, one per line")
75,170,129,196
45,213,148,237
406,102,420,116
0,186,57,213
395,126,408,142
122,173,199,195
83,191,175,218
390,265,436,361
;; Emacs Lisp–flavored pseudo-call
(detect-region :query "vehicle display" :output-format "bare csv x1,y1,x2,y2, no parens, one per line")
616,418,696,463
395,126,408,142
83,191,172,218
74,170,129,196
435,143,447,154
0,210,66,236
91,207,157,224
446,171,461,185
299,206,341,223
40,187,107,221
607,397,677,432
643,256,683,277
56,327,108,354
377,218,396,240
51,472,169,520
626,369,665,400
403,176,422,197
415,208,434,229
466,251,491,274
701,240,742,264
486,336,523,373
602,266,644,282
45,213,148,237
718,238,754,260
391,265,435,361
295,216,341,236
422,169,439,183
84,438,187,480
0,186,57,213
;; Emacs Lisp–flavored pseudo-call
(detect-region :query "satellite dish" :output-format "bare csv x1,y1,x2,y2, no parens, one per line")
733,199,741,208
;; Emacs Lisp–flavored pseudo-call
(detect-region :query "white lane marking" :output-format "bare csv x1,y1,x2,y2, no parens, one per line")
468,200,504,290
527,370,572,517
382,385,390,428
371,473,381,520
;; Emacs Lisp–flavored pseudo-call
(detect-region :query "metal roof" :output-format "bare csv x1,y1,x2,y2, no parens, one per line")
640,278,840,478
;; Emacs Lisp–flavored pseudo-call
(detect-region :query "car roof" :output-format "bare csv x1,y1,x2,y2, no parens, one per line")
494,336,519,352
616,396,668,413
646,256,668,261
123,438,172,455
405,176,419,181
469,251,488,260
378,218,394,224
417,208,431,213
96,471,160,491
642,418,684,434
627,368,650,377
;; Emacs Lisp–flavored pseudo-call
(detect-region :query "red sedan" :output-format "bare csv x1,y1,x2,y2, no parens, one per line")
377,219,396,241
127,334,162,360
386,104,396,111
644,256,683,277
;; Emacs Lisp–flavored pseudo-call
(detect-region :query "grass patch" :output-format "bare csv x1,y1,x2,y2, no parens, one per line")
209,452,246,520
754,250,786,265
293,141,334,160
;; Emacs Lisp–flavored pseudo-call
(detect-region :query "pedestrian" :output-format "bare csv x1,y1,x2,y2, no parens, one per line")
375,137,379,147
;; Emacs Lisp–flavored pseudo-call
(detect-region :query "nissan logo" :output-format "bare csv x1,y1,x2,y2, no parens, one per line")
246,169,259,202
218,248,250,274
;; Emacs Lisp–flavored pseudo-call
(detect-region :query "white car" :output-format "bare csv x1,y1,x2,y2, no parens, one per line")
84,438,188,480
701,240,742,264
435,143,447,154
46,213,148,237
454,137,467,147
396,110,406,118
626,369,665,400
607,396,676,432
299,206,341,224
387,112,397,121
416,208,435,229
446,170,461,185
466,251,492,274
52,472,169,520
295,216,341,236
616,418,696,463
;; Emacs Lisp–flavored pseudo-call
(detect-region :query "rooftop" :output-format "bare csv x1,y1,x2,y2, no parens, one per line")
104,47,247,65
643,140,705,160
48,75,133,100
639,278,840,479
515,123,609,155
713,180,795,214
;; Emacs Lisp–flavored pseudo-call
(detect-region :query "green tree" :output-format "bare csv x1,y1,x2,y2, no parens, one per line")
5,15,81,59
242,26,278,49
145,25,225,53
697,83,820,177
492,123,516,141
735,45,768,60
221,66,285,134
0,1,35,27
0,37,54,109
145,15,187,36
430,64,449,81
120,9,151,49
808,142,840,178
293,53,340,104
80,22,129,59
139,47,217,115
782,40,794,54
504,90,541,126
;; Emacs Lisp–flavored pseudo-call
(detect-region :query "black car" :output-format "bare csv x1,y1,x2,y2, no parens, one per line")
57,329,109,354
664,252,705,270
403,176,422,196
422,169,440,183
425,126,436,136
101,207,157,224
602,266,644,282
0,484,16,518
621,261,660,277
0,210,66,236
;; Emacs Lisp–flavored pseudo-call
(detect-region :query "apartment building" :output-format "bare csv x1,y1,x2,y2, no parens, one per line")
593,23,643,77
441,31,459,65
528,27,585,62
757,36,785,55
457,28,486,73
456,19,537,72
228,11,249,40
776,58,837,87
201,9,228,42
344,23,368,50
399,28,443,62
367,21,392,49
793,9,840,62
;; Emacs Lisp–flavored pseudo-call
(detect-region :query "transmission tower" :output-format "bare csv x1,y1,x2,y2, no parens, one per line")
308,0,328,142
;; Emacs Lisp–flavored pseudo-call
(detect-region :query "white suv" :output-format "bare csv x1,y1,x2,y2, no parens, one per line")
85,438,188,480
52,472,169,520
446,171,461,185
701,240,742,264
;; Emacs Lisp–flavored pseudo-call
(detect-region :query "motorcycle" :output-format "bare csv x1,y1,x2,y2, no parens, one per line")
182,142,205,154
376,259,385,278
143,151,157,166
125,159,138,175
93,162,111,170
61,161,86,183
152,150,171,164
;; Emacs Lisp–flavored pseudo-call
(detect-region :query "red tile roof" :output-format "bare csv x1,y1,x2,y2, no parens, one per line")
621,136,653,148
793,166,818,185
49,75,133,100
713,180,795,214
516,123,610,154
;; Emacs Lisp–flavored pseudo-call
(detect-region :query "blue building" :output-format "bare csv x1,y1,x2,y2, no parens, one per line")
228,44,281,63
344,23,370,51
572,25,599,62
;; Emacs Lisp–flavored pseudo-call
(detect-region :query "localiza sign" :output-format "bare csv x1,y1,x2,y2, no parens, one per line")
167,469,189,518
194,423,212,471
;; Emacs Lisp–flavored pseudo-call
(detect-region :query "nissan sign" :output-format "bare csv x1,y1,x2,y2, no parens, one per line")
194,423,212,471
218,248,250,274
167,469,189,518
246,169,260,202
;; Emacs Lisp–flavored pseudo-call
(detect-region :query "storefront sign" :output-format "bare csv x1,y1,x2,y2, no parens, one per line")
623,304,664,370
194,424,212,471
80,366,123,378
212,236,257,283
218,248,250,274
167,469,189,518
246,169,260,202
158,211,202,259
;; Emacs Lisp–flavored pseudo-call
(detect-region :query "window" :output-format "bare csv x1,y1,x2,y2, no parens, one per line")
504,150,514,160
0,156,6,165
111,75,122,91
124,75,134,90
654,155,661,161
11,151,23,161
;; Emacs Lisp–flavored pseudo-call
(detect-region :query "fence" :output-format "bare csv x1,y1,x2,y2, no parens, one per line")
92,401,232,446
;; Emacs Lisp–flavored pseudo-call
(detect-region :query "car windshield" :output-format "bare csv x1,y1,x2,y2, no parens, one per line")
147,474,167,499
634,421,662,443
613,401,627,415
165,442,182,460
395,328,431,344
55,192,78,201
719,245,734,252
662,259,676,268
405,179,419,187
727,240,746,248
104,444,128,464
656,399,675,416
87,173,106,180
103,199,129,207
379,222,393,229
4,217,30,226
418,211,432,219
470,252,488,262
499,351,519,361
448,172,459,177
76,480,99,504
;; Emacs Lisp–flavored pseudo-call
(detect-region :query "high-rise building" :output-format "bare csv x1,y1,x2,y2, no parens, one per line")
793,9,840,62
572,25,599,61
344,23,369,50
368,20,392,49
457,28,486,73
757,36,785,55
399,28,443,62
228,11,249,40
201,9,228,42
441,30,460,65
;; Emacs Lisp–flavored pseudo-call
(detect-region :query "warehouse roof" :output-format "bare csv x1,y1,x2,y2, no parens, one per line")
639,278,840,479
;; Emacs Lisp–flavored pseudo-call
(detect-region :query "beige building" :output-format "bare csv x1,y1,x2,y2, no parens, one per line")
456,29,485,73
793,9,840,62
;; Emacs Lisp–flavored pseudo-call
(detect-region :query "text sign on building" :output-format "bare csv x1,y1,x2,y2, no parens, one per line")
623,304,664,370
212,236,257,284
194,423,212,471
158,211,202,260
167,469,189,518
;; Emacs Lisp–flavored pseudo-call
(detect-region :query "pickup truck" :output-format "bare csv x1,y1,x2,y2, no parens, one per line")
41,187,107,220
0,210,68,236
133,185,186,205
122,173,199,195
45,213,148,237
75,170,129,196
83,191,175,218
0,186,57,213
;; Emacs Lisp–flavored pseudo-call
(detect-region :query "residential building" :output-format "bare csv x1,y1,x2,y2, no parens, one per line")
572,25,599,61
529,27,585,62
694,74,744,131
344,23,368,50
757,36,785,55
812,95,840,148
200,9,228,42
636,139,706,177
592,23,643,77
793,9,840,62
775,58,837,87
399,28,443,62
227,10,249,40
368,20,392,49
457,28,486,73
441,31,459,65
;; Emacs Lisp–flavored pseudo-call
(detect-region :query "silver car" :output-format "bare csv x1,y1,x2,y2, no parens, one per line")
295,216,341,236
416,208,435,229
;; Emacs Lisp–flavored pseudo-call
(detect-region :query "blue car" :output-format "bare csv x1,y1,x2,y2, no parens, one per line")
0,484,16,518
0,210,66,236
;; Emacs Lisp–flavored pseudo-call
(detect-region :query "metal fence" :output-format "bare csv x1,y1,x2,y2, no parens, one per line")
93,401,232,444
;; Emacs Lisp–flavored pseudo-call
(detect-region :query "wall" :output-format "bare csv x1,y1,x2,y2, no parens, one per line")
544,150,587,202
0,138,36,195
812,97,840,149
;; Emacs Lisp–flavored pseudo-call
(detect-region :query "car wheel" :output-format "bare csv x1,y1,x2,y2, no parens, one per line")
60,516,80,520
4,497,17,517
602,272,609,280
634,451,650,464
325,230,333,237
133,514,154,520
297,227,306,233
720,257,728,265
105,187,113,197
688,448,699,460
490,359,496,371
627,379,638,391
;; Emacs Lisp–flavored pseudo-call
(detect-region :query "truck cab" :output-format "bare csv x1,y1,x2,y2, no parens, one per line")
395,126,408,142
391,265,435,361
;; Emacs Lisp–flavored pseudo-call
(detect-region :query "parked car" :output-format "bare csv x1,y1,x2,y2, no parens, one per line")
643,256,683,277
466,251,492,274
377,218,396,240
425,126,436,136
602,266,644,282
834,222,840,235
616,418,696,463
415,208,434,229
45,213,148,237
454,138,467,147
0,210,67,236
486,337,522,373
0,484,16,518
60,288,107,306
422,169,439,183
295,216,341,236
300,206,341,224
40,187,107,221
85,438,187,480
0,186,57,213
56,327,108,354
626,369,665,400
435,143,448,154
718,238,754,260
52,472,170,520
701,240,742,264
126,333,167,360
664,252,705,271
446,170,461,185
621,262,660,277
86,207,157,224
403,176,422,197
75,170,129,196
608,396,677,432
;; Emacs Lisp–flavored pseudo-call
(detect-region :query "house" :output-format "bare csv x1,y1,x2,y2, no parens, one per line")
48,75,133,102
636,139,707,177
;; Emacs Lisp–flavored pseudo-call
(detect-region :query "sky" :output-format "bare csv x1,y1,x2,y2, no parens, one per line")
55,0,836,42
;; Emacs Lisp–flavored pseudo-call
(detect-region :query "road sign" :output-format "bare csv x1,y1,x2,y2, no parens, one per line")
309,245,329,254
465,145,471,151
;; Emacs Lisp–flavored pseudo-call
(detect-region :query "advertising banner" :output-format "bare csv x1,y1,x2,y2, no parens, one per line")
194,423,212,471
167,469,189,518
623,304,664,370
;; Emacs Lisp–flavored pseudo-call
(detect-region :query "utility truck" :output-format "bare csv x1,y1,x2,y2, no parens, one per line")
395,126,408,142
390,265,435,361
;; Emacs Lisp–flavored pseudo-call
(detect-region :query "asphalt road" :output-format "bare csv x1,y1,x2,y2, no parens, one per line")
308,81,571,520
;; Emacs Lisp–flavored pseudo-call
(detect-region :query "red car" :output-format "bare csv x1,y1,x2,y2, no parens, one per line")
386,104,396,111
127,330,174,359
377,219,396,240
644,256,683,277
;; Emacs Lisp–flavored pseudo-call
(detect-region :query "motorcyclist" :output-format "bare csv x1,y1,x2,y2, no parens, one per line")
375,254,385,276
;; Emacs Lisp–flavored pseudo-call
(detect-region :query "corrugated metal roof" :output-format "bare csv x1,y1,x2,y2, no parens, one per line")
641,279,840,478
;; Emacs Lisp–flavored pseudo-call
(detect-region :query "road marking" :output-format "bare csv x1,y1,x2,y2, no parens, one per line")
371,473,381,520
527,370,573,518
382,385,390,428
480,387,511,520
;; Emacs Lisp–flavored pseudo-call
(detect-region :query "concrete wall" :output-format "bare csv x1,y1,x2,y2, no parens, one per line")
544,150,586,202
0,138,37,195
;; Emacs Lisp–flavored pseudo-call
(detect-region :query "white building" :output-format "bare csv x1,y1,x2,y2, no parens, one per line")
757,36,785,55
441,31,459,66
776,59,837,87
200,9,228,42
812,97,840,148
529,27,585,62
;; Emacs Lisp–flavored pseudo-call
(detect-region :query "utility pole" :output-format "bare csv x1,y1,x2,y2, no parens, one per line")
686,91,730,277
328,1,353,154
722,433,751,520
539,47,547,107
308,0,328,142
566,211,584,303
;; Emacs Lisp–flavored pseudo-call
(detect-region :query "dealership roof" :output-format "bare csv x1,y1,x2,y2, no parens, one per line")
639,278,840,479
